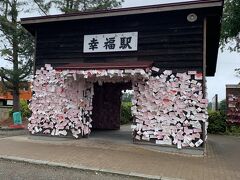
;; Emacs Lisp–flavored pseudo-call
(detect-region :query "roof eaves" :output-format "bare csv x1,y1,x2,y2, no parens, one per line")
21,0,223,25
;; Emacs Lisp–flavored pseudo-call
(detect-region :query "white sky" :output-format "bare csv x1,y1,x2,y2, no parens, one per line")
1,0,240,101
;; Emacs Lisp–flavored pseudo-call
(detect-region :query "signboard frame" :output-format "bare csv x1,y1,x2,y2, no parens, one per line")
83,32,138,53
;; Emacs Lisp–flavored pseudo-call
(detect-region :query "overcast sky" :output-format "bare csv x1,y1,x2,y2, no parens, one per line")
1,0,240,101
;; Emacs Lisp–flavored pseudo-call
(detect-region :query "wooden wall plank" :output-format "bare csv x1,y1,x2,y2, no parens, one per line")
35,10,204,71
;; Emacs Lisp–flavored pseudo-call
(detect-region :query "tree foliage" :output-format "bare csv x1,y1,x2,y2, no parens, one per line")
219,99,227,113
122,91,133,102
208,111,226,134
0,0,123,113
33,0,124,14
221,0,240,52
0,0,34,112
207,102,213,111
120,102,132,125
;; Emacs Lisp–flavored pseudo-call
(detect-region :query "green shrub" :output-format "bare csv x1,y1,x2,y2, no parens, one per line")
208,111,226,134
9,100,31,118
120,102,132,125
226,125,240,136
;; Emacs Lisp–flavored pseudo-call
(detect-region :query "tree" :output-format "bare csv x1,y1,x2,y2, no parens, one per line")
219,99,227,117
122,91,133,102
33,0,124,14
220,0,240,52
90,0,124,10
219,99,227,112
207,102,213,111
0,0,34,113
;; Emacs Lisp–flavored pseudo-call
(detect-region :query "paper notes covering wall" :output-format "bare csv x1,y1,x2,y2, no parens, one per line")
29,64,94,138
131,69,208,149
29,64,208,149
29,64,150,138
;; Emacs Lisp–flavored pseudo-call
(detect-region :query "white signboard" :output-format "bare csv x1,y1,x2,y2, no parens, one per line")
83,32,138,53
7,100,13,106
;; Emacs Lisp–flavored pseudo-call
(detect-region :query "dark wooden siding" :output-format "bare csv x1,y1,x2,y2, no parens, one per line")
35,9,205,72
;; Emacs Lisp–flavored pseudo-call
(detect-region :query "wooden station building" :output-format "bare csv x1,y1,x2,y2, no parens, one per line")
21,0,223,151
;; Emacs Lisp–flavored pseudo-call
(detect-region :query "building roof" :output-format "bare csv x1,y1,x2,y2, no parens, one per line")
226,84,240,89
21,0,223,25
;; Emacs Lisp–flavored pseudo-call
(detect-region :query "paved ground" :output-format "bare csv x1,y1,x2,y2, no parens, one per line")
0,129,28,137
0,159,140,180
0,127,239,180
91,125,204,155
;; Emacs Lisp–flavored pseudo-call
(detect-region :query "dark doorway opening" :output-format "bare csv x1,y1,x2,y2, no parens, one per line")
92,82,132,130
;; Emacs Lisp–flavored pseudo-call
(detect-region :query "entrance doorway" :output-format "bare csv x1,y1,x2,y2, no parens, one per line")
91,82,132,130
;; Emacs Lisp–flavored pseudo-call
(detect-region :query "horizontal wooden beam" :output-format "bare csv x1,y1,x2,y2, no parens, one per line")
55,61,153,70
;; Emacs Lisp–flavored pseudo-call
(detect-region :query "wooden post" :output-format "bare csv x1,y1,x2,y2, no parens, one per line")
203,17,207,155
